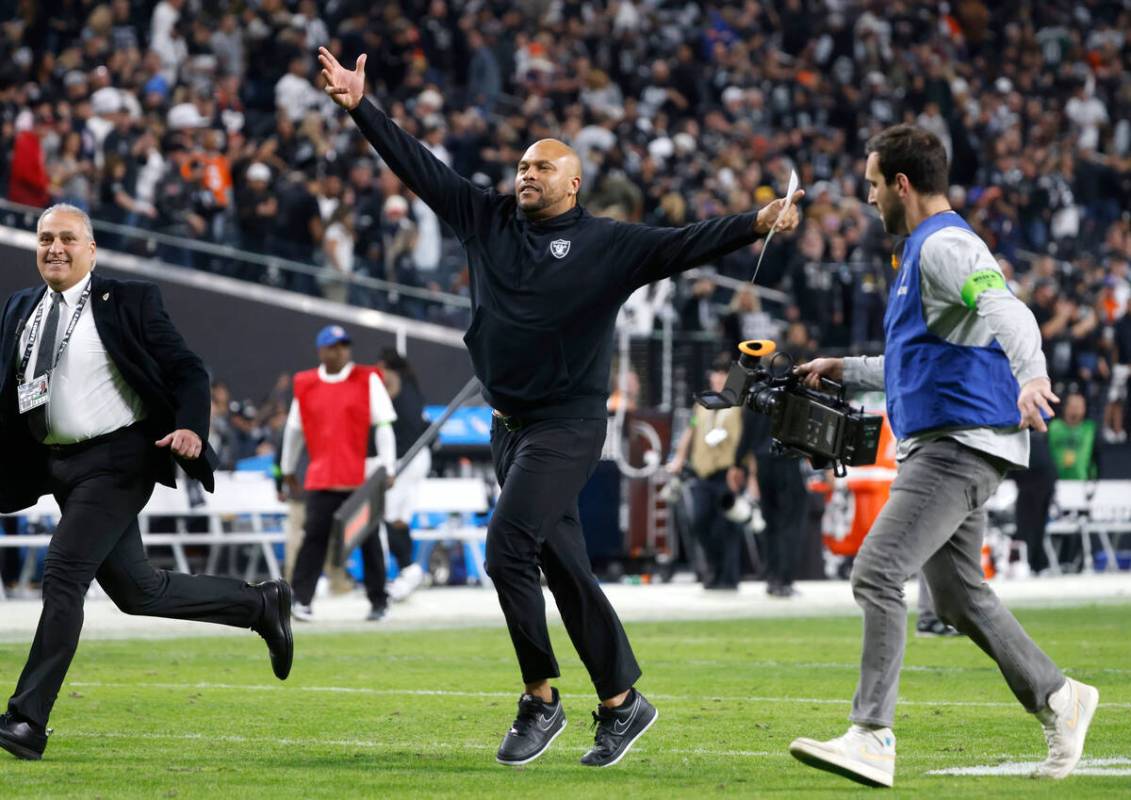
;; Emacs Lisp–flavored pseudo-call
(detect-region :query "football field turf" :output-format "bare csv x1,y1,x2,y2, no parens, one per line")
1,603,1128,797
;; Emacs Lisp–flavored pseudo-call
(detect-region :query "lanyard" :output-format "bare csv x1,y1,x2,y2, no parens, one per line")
17,283,92,383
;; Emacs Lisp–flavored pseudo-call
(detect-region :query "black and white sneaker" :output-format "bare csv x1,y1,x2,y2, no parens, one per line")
496,688,567,766
580,689,658,767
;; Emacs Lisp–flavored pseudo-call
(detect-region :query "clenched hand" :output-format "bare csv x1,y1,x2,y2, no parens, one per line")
754,190,805,236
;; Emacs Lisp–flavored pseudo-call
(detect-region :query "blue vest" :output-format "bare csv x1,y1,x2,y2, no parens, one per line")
883,212,1020,439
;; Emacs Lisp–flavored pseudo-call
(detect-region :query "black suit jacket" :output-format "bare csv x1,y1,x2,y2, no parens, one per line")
0,272,218,512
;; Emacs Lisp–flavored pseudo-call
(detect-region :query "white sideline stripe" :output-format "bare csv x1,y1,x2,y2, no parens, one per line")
928,757,1131,777
67,681,1131,709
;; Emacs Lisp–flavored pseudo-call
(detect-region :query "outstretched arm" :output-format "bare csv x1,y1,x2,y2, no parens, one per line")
319,47,490,241
616,191,804,290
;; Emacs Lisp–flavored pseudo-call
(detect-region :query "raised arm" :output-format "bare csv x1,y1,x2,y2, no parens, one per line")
319,47,491,240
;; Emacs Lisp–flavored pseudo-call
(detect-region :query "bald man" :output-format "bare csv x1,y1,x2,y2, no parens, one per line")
320,47,802,769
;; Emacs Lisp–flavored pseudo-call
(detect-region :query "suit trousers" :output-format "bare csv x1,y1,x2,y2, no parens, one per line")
849,438,1064,728
291,490,387,609
7,424,263,728
487,417,641,700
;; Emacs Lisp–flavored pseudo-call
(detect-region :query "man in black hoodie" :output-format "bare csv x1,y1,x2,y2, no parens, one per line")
319,47,802,769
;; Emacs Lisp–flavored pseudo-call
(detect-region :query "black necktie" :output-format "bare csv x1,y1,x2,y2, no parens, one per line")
27,292,62,442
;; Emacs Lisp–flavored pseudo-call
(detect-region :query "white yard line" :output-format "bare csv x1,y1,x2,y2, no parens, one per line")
928,758,1131,777
57,730,1131,774
66,681,1131,709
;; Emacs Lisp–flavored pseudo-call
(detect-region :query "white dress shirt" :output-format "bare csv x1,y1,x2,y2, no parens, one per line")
18,273,146,444
280,362,398,479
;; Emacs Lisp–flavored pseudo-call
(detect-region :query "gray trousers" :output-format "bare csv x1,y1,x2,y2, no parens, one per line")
850,438,1064,727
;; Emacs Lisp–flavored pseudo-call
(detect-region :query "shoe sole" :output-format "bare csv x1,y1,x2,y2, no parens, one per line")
789,738,893,788
496,719,567,767
1035,681,1100,779
0,734,43,761
275,581,294,680
587,708,660,768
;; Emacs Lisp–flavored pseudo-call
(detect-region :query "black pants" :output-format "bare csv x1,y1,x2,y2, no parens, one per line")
757,454,807,587
386,521,414,568
292,490,387,608
1,517,20,585
686,472,743,588
488,417,640,700
7,425,263,729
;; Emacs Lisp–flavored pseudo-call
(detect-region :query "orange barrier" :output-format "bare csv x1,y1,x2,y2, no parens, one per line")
812,414,898,558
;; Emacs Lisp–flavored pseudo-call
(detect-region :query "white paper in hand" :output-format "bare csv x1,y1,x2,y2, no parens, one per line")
751,168,800,284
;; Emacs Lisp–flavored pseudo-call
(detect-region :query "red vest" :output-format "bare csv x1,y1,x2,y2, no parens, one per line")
293,365,381,490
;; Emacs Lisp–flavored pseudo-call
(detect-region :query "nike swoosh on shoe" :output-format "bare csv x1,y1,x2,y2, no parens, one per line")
612,697,641,736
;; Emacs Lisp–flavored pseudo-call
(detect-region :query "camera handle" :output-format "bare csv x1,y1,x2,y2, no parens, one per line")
817,376,847,405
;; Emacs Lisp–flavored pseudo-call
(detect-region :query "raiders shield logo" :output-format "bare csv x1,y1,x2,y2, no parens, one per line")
549,239,571,259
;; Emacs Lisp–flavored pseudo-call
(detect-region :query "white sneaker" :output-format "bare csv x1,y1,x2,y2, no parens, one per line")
790,725,896,788
1034,678,1099,779
387,563,425,603
292,603,314,622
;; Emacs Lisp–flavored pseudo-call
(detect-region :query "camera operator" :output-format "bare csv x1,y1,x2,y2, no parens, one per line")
666,354,748,591
788,125,1097,787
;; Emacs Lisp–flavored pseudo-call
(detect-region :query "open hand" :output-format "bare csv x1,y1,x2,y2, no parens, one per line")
318,47,366,111
156,429,203,460
754,189,805,236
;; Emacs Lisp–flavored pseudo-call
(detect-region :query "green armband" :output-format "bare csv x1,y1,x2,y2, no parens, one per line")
960,269,1007,309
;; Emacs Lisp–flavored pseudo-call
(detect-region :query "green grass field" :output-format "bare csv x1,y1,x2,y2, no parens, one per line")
1,604,1129,798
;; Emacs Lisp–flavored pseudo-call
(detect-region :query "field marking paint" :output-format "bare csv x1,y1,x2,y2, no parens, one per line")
66,681,1131,709
64,730,784,759
61,730,1131,774
928,757,1131,777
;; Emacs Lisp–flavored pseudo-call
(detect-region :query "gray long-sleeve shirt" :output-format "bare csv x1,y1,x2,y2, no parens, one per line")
844,225,1046,468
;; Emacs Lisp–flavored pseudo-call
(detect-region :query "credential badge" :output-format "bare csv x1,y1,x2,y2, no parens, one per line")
549,239,571,259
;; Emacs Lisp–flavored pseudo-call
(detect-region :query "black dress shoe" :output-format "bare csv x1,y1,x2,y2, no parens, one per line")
0,712,48,760
252,580,294,680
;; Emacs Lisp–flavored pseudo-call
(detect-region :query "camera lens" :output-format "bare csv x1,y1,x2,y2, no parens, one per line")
749,385,781,415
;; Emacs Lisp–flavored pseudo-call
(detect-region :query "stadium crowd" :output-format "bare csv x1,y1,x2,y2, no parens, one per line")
1,0,1130,418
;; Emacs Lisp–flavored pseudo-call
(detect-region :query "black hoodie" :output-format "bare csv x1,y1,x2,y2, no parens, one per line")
349,99,763,418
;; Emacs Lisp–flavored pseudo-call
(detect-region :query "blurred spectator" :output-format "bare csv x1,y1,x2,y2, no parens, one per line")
322,203,356,305
8,111,49,207
48,131,95,210
680,272,720,335
379,194,418,312
722,284,784,350
235,161,277,256
1048,391,1099,481
1105,296,1131,443
467,29,502,112
273,170,323,294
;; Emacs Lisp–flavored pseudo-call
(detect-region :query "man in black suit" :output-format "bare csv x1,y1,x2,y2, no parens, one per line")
0,204,294,761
